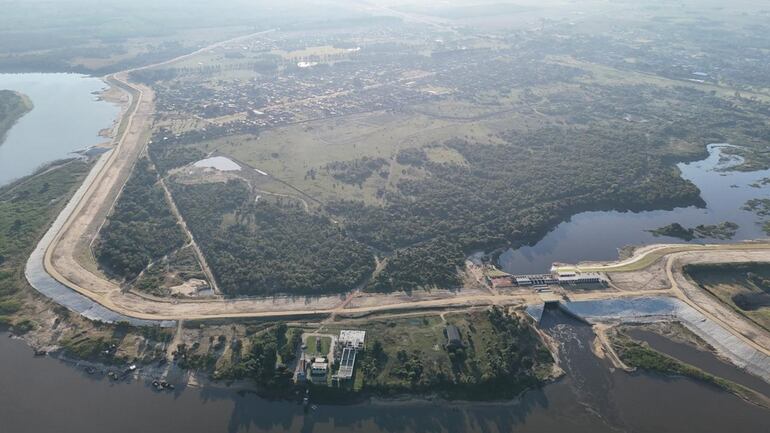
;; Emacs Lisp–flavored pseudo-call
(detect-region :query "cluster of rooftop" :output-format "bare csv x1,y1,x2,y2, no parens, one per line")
486,268,606,289
296,329,366,386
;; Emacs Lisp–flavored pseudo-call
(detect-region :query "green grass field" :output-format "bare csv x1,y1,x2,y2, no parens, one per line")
305,335,332,357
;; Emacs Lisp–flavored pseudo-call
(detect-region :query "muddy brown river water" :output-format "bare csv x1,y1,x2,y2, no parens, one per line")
3,310,769,433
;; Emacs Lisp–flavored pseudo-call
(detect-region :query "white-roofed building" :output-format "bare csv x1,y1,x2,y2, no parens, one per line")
339,330,366,350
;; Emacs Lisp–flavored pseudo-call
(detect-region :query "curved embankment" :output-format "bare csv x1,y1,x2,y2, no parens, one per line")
562,297,770,383
23,71,174,327
24,147,175,327
553,242,770,274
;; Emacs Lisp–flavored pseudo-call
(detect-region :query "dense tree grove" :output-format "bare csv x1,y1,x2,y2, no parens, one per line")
361,308,551,399
395,148,427,166
480,307,551,385
171,179,375,296
368,237,465,291
324,156,388,185
95,158,186,279
218,324,293,388
329,126,704,290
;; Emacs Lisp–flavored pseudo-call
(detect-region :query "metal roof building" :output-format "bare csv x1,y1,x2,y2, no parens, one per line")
445,325,463,349
339,330,366,349
336,347,357,380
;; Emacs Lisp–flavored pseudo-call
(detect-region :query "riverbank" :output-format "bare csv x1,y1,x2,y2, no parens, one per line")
499,144,770,274
0,73,120,185
609,325,770,408
0,160,174,364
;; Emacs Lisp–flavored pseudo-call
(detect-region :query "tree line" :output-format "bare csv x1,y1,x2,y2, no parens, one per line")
95,158,186,280
170,179,375,296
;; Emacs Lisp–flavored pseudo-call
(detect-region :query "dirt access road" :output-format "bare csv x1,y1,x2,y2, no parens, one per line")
41,30,274,311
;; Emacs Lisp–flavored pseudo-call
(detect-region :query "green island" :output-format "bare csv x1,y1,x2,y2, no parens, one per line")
648,221,739,241
0,90,32,144
741,199,770,235
609,327,765,405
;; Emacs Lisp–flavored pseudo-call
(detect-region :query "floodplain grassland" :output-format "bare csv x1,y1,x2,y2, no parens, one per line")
0,160,173,364
175,101,519,205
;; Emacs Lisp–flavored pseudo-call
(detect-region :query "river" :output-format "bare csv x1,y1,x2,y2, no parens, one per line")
500,144,770,274
0,73,119,186
627,328,770,397
3,308,769,433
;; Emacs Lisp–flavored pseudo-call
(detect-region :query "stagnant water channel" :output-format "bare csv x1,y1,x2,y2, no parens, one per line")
500,144,770,274
627,328,770,397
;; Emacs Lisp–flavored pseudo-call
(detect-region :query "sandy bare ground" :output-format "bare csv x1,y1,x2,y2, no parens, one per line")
46,72,151,301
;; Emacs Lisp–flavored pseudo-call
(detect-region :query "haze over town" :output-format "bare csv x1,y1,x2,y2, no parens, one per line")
1,1,770,432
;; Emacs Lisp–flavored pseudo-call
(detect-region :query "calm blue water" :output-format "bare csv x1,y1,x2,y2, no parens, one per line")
500,144,770,273
0,73,119,185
